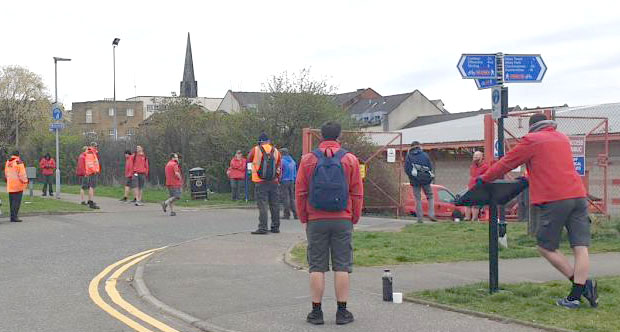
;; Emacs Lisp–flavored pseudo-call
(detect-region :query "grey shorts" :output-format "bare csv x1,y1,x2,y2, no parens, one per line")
126,177,132,187
132,173,146,189
168,188,182,199
81,175,97,189
306,220,353,273
535,198,590,251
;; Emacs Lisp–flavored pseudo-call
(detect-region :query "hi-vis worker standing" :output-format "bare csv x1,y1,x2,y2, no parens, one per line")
82,145,101,209
247,133,282,234
4,151,28,222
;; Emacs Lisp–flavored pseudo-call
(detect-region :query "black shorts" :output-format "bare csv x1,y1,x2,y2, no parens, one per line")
81,175,97,190
168,188,182,199
306,220,353,273
131,174,146,189
535,198,590,251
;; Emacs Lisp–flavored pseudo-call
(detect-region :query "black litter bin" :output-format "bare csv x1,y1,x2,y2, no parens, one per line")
189,167,208,200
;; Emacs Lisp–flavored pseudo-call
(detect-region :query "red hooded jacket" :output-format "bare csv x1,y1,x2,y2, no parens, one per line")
227,157,247,180
132,153,149,175
39,157,56,176
76,152,86,177
165,159,183,188
481,124,586,205
295,141,364,224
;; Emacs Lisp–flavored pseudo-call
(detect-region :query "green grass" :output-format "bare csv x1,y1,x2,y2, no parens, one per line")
60,185,254,208
0,192,91,215
410,276,620,332
291,221,620,266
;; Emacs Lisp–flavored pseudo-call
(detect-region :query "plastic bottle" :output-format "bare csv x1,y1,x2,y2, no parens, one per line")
382,269,393,302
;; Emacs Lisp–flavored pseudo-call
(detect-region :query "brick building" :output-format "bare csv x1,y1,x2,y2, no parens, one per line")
71,100,144,139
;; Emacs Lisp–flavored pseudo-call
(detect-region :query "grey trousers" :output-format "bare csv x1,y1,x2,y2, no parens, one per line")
280,181,297,218
255,182,280,231
42,175,54,195
230,179,243,200
413,184,434,221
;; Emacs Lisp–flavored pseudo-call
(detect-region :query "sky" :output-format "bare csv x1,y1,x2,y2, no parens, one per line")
2,0,620,113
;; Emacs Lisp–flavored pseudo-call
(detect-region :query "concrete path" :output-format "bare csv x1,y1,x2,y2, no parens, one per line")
137,216,620,332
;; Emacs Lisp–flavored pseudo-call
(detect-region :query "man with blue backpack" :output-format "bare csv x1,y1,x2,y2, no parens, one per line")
279,148,298,220
405,141,437,223
248,133,282,234
296,121,363,326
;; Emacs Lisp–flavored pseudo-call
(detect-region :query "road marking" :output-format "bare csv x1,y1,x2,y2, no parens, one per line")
88,247,166,332
105,253,180,332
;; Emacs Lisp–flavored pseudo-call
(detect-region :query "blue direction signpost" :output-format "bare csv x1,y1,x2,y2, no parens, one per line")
504,54,547,83
457,54,496,79
476,78,500,90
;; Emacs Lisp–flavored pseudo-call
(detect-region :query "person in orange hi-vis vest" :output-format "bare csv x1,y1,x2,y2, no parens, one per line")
82,143,101,209
4,151,28,222
247,133,282,234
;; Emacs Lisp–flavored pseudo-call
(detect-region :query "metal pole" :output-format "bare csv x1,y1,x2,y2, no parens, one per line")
489,201,499,293
113,45,118,140
54,59,61,199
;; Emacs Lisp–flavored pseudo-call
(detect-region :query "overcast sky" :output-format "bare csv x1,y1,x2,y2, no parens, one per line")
2,0,619,113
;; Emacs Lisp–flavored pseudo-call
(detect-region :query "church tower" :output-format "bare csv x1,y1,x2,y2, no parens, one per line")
180,33,198,98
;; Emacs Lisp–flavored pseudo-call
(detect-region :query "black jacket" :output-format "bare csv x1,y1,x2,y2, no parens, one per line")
404,147,433,185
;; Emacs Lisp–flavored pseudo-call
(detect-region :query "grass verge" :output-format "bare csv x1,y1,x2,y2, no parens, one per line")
291,221,620,266
60,184,254,208
409,276,620,332
0,192,91,216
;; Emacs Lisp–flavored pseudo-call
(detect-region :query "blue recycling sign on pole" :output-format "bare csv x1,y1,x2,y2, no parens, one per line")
504,54,547,83
457,54,496,79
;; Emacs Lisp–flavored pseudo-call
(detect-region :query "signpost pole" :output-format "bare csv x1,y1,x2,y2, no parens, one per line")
54,59,61,199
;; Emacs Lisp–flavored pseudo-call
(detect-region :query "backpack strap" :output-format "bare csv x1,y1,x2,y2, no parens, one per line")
312,148,348,160
259,144,274,157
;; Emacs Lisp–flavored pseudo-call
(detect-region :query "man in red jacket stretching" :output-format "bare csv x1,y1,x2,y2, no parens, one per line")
162,153,182,216
296,122,363,325
479,114,598,309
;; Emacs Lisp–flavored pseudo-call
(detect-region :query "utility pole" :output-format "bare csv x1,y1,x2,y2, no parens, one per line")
112,38,120,140
53,56,71,199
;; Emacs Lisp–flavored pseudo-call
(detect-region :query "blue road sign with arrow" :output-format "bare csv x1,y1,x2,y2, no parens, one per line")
457,54,496,79
52,106,62,120
504,54,547,82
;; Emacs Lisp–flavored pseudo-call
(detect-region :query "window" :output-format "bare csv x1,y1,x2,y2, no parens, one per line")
108,129,116,137
109,108,115,117
438,190,455,203
126,108,134,117
86,110,93,123
126,128,135,136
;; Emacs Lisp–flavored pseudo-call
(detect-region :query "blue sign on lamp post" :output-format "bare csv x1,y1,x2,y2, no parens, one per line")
52,106,63,121
457,54,497,79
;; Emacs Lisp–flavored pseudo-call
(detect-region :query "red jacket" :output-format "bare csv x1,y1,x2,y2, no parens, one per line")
481,126,586,205
295,141,364,224
227,157,247,180
165,160,183,188
39,158,56,176
76,152,86,177
124,154,134,178
468,161,489,189
132,153,149,175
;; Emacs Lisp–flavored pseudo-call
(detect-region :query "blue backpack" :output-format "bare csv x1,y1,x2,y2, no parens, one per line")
309,148,349,211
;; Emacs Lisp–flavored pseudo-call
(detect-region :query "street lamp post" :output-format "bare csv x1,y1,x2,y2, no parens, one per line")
53,56,71,199
112,38,120,140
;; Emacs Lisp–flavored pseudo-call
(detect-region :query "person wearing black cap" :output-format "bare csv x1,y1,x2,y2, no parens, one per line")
479,113,598,309
247,133,282,234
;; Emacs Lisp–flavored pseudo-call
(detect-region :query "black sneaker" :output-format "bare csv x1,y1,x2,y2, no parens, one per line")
251,229,268,235
170,211,176,217
42,193,47,197
10,219,23,223
306,309,324,325
81,201,87,206
336,308,354,325
556,297,580,309
88,201,100,210
270,229,280,233
583,279,598,308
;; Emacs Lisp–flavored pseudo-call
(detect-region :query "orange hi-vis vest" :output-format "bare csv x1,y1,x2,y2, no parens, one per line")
84,148,101,176
5,156,28,193
251,144,280,183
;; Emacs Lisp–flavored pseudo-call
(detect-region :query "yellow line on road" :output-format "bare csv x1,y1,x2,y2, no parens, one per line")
88,247,165,332
106,253,180,332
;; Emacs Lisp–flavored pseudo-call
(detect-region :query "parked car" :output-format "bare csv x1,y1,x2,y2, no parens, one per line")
402,183,467,220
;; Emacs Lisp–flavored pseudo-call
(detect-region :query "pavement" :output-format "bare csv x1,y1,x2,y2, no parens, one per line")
138,216,620,332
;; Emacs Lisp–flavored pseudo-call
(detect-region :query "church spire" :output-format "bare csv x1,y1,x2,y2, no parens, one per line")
180,32,198,98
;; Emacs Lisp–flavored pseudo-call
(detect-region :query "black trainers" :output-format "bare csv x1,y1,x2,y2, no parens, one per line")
81,201,87,206
306,309,324,325
10,218,23,223
270,229,280,233
583,279,599,308
556,297,580,309
170,211,177,217
251,229,268,235
88,201,100,210
336,308,354,325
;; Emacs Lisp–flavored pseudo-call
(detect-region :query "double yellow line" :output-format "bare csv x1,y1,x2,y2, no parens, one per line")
89,247,180,332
